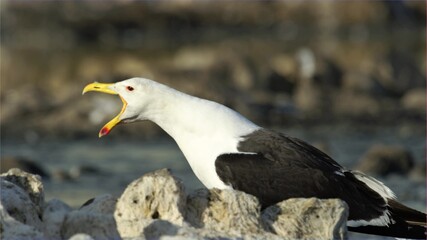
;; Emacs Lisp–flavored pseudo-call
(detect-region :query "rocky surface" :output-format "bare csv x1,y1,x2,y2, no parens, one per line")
1,168,45,218
0,179,44,231
262,198,348,239
0,168,349,240
401,88,426,115
409,162,426,182
42,199,73,239
79,194,117,215
114,169,187,238
60,211,120,239
0,201,44,240
186,188,264,235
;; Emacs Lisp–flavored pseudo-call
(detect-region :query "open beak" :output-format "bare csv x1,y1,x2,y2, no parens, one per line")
82,82,127,138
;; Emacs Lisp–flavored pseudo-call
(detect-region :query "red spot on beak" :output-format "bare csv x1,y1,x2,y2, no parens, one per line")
100,127,110,137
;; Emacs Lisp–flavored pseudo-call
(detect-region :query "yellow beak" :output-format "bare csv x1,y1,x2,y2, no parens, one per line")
82,82,127,138
82,82,118,95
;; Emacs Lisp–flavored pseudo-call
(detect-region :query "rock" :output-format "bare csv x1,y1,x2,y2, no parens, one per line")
112,169,351,239
0,179,43,230
270,54,298,81
186,188,264,235
0,200,44,239
230,57,256,92
0,168,45,215
341,71,385,96
67,233,95,240
142,220,187,239
401,88,425,114
333,91,381,118
142,220,231,240
60,211,120,239
409,162,426,182
143,220,274,240
79,194,117,215
261,198,348,240
0,86,51,126
0,167,352,240
42,199,73,239
293,78,332,116
0,156,49,179
295,49,343,88
295,48,316,79
376,51,425,98
172,46,217,71
54,164,104,182
144,220,182,239
51,169,74,182
293,54,342,117
69,165,103,179
266,70,295,94
356,144,415,176
114,168,187,238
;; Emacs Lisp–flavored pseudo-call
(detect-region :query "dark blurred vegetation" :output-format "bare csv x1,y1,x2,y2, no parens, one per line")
1,1,425,141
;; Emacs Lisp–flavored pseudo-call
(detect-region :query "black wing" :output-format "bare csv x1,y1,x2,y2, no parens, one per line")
215,129,386,221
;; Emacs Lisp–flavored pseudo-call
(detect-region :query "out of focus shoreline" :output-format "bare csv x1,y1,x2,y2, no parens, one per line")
1,1,425,141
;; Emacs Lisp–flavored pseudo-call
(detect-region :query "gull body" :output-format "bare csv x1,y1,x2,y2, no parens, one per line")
83,77,426,239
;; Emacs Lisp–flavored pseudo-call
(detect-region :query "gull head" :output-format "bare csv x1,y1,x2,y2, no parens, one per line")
82,77,157,137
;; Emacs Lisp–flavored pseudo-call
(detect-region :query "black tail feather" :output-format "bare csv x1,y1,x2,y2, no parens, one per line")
388,199,426,226
349,219,426,239
349,200,426,239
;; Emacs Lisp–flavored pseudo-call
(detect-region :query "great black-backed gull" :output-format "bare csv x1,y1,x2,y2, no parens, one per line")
83,77,426,239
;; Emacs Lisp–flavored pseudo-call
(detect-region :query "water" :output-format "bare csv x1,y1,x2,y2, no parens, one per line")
1,125,425,239
2,138,201,206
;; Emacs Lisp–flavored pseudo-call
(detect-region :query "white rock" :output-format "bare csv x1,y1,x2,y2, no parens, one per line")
0,179,43,230
143,220,228,240
67,233,95,240
0,200,44,239
115,170,347,240
79,194,117,215
60,211,120,239
42,198,73,239
143,220,186,239
401,88,425,113
186,188,264,236
1,168,45,215
114,169,186,238
262,198,348,240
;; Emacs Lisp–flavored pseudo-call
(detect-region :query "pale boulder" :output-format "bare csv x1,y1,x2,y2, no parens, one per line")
262,198,348,240
60,211,120,239
186,188,264,235
0,179,43,230
1,168,45,215
114,168,187,238
42,198,72,239
0,201,44,240
79,194,117,215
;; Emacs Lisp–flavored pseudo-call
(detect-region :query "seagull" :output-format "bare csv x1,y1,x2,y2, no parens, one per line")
83,77,426,239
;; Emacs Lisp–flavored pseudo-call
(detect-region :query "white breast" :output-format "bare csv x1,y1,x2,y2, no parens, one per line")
148,93,260,189
176,134,236,189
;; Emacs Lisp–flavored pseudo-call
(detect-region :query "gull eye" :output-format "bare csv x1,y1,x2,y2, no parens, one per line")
126,86,134,92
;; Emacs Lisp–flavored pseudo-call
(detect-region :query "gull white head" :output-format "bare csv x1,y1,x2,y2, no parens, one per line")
82,77,166,137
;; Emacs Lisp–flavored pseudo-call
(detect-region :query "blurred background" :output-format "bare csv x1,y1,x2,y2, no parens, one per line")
0,1,425,236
